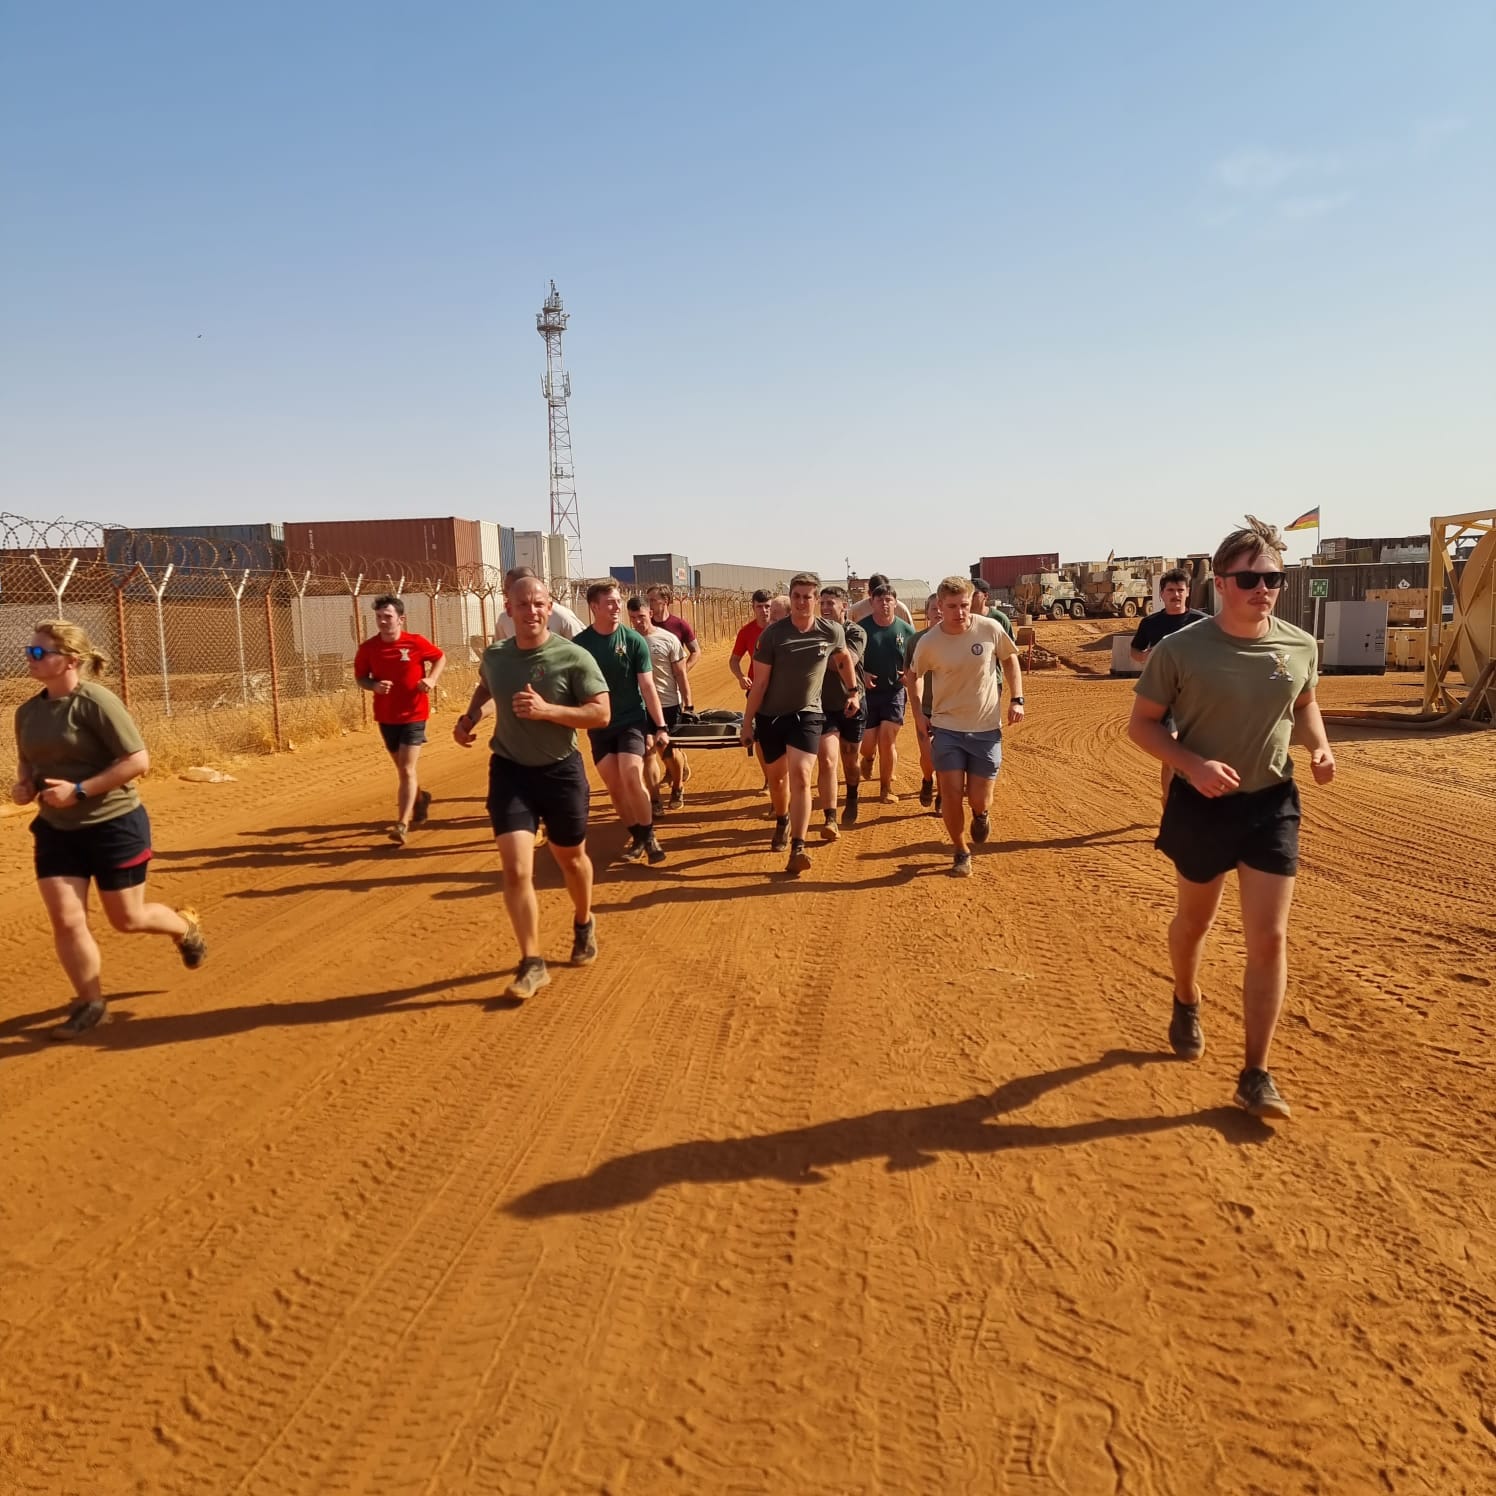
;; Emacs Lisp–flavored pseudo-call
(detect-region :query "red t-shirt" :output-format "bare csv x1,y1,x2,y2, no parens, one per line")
732,620,764,682
353,632,443,723
662,613,698,651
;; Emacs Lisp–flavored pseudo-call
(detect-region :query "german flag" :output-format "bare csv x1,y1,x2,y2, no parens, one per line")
1285,506,1320,532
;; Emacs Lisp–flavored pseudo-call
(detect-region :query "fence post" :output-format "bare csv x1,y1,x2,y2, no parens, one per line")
265,592,282,748
114,581,131,708
429,582,440,646
222,569,251,703
346,575,365,725
146,564,175,716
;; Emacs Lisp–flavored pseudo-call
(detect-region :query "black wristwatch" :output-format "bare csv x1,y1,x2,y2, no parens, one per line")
73,782,89,801
1010,696,1024,706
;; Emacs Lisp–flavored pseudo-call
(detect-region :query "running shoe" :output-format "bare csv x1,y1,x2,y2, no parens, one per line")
822,814,839,842
618,838,649,865
1234,1067,1291,1120
388,821,408,846
787,841,812,874
570,918,598,965
934,794,942,816
48,999,108,1041
770,816,790,852
668,787,685,811
1168,998,1205,1060
413,789,432,824
970,812,990,844
645,837,666,865
843,794,859,826
919,778,934,807
175,908,207,970
506,957,551,1000
950,851,973,878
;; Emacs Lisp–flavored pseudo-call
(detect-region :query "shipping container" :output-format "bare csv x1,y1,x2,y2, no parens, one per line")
283,517,482,576
634,552,691,589
694,561,804,593
500,526,516,574
101,524,287,596
546,534,570,590
611,565,637,586
478,521,504,577
970,553,1060,591
512,531,546,578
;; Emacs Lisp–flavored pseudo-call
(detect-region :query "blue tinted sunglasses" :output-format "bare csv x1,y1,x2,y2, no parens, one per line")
24,645,65,660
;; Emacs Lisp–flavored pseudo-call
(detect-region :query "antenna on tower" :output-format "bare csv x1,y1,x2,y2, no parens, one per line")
537,280,584,580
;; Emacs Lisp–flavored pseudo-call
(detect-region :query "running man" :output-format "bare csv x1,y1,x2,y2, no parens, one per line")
858,586,917,802
769,594,790,623
815,585,867,836
970,579,1017,640
907,592,940,810
628,595,693,810
729,589,774,695
14,618,206,1040
646,586,701,672
353,594,445,845
1129,567,1208,809
1127,520,1333,1121
905,576,1024,877
454,575,609,999
493,566,584,641
849,573,916,627
740,573,860,874
575,581,671,864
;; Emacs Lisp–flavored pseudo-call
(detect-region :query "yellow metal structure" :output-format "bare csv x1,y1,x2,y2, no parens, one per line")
1423,509,1496,720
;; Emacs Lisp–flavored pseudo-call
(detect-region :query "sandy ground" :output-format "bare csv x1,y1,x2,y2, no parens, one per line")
1,646,1492,1495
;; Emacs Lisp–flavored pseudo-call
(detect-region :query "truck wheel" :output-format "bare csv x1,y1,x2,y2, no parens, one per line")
1121,599,1138,618
1070,600,1086,619
1049,602,1067,621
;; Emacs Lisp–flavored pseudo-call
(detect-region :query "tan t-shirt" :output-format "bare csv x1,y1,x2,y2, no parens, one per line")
14,680,147,827
1134,616,1318,794
908,615,1018,732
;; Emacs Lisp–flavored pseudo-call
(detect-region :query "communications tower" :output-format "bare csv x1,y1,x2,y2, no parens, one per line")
537,281,583,578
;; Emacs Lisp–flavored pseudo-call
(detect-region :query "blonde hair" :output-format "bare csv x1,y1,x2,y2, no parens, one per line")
1214,515,1287,576
937,575,975,598
35,619,107,677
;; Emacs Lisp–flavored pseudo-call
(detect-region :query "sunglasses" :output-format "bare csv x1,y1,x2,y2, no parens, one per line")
1223,570,1285,590
24,645,66,660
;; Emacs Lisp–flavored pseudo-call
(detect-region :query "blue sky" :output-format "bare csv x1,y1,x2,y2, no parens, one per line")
2,2,1491,582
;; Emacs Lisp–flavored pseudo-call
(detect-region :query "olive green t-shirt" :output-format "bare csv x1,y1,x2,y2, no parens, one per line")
822,619,866,716
754,617,848,715
14,680,146,827
479,634,609,766
1135,616,1318,794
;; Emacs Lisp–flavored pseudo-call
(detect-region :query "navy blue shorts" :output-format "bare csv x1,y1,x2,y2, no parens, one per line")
820,704,866,745
32,805,154,891
379,721,428,752
588,724,649,762
865,688,907,729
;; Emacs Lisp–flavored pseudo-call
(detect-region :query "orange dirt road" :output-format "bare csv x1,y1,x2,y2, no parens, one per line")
2,659,1493,1495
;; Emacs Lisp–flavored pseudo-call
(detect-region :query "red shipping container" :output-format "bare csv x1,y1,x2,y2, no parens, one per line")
972,553,1060,589
284,517,482,574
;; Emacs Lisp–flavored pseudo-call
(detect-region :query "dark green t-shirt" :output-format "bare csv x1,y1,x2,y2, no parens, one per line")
1135,616,1319,794
15,680,147,827
862,617,916,692
755,617,848,715
479,635,609,766
986,605,1016,640
573,626,652,729
822,619,866,715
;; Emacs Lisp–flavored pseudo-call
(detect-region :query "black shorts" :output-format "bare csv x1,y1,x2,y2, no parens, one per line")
487,752,590,847
379,721,428,752
1156,778,1301,884
755,711,824,764
866,687,907,729
31,805,154,891
820,705,866,745
588,724,649,762
661,705,681,731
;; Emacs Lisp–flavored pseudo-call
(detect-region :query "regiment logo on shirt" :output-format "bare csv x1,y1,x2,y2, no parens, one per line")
971,643,984,656
398,648,411,662
1269,651,1293,681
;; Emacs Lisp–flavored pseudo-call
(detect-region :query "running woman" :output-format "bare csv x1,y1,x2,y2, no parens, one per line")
646,586,702,672
905,576,1024,877
13,619,206,1040
858,586,916,802
729,589,775,695
1129,567,1208,809
740,573,860,874
575,581,671,864
1128,519,1333,1121
815,585,867,837
353,594,445,845
454,575,609,1000
628,596,692,810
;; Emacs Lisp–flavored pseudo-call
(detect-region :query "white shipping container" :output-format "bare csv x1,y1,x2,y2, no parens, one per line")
513,531,546,579
546,533,569,590
479,521,504,575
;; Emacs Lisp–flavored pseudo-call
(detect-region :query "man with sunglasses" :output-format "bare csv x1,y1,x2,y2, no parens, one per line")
1128,520,1335,1122
1129,567,1208,809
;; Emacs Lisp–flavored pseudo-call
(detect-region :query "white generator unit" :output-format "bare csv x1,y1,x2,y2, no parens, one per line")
1322,601,1388,675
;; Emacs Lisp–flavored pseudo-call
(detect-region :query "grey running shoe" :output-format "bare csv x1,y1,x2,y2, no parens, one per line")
49,999,108,1041
1168,998,1204,1060
176,908,207,970
918,778,934,807
645,837,666,865
618,838,649,864
950,851,973,878
971,812,990,844
770,816,790,852
506,957,551,1000
570,919,598,965
388,821,408,846
822,814,839,842
786,841,812,875
1235,1067,1291,1120
668,787,685,811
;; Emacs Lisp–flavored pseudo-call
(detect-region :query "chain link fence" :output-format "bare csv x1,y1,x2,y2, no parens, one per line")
2,514,754,768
